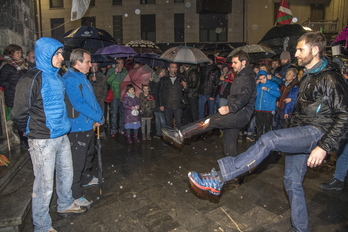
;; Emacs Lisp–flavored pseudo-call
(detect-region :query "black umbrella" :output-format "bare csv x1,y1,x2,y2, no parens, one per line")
133,53,169,67
96,126,103,195
258,24,311,55
60,26,117,52
226,44,275,62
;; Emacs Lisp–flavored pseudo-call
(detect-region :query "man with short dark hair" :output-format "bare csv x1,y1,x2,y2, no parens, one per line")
11,37,85,232
162,51,256,157
187,31,348,232
62,49,104,209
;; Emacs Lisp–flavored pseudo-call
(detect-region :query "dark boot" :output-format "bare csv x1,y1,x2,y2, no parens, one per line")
319,178,344,191
126,135,132,144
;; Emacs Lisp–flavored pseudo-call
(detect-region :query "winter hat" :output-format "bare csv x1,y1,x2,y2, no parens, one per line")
257,70,268,77
280,50,291,60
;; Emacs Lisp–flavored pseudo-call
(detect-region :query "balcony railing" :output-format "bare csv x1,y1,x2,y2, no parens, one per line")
302,18,338,33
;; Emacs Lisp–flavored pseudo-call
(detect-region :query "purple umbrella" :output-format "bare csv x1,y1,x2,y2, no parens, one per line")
95,44,137,58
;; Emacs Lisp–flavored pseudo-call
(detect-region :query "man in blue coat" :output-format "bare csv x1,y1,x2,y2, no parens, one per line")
62,49,104,209
11,38,85,232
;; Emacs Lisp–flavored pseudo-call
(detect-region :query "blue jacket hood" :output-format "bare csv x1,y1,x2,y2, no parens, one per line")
35,37,63,75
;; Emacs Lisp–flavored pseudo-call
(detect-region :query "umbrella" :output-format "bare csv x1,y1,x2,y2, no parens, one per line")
95,44,137,58
125,40,162,54
96,126,103,195
226,44,276,62
332,25,348,48
133,53,169,67
120,65,154,100
60,26,117,51
91,54,115,64
160,46,210,64
258,24,311,55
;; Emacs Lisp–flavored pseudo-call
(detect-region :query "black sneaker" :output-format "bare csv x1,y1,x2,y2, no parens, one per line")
161,127,184,145
319,178,344,191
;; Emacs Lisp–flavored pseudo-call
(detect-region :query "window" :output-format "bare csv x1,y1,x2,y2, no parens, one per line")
174,14,184,42
140,0,156,4
141,15,156,42
112,0,122,5
81,17,96,27
310,4,325,21
51,18,65,39
174,0,184,3
90,0,95,7
113,15,123,44
50,0,63,8
199,14,227,42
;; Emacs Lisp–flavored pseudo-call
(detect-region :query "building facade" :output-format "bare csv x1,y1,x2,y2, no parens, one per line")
37,0,347,47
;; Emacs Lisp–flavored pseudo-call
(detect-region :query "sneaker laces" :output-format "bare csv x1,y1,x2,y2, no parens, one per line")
199,168,223,191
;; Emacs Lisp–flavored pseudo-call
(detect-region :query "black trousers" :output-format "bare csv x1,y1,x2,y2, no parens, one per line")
164,108,183,129
68,129,95,199
255,111,273,139
181,109,251,157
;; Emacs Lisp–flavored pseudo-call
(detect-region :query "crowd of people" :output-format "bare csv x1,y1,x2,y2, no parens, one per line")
0,31,347,232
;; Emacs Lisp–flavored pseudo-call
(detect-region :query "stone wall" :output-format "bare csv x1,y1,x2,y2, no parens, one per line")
0,0,36,149
0,0,36,54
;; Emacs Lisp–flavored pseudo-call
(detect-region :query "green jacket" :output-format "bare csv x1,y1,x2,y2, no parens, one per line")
107,67,128,98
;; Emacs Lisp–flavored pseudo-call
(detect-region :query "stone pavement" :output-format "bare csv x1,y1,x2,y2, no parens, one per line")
21,132,348,232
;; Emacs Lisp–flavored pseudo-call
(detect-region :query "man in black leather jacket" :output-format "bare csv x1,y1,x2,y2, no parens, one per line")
182,64,200,123
162,50,256,158
187,31,348,232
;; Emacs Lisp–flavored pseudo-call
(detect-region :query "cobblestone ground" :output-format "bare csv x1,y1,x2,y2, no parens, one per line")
23,131,348,232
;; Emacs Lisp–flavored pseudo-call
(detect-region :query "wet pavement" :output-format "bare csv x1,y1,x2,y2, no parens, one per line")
22,131,348,232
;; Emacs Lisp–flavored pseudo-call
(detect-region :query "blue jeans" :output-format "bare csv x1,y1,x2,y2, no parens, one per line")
334,143,348,181
198,94,216,119
110,97,124,134
154,111,165,136
217,126,324,232
28,135,74,232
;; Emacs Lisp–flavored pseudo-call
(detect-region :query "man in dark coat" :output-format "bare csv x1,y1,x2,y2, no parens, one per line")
181,63,200,123
187,31,348,232
162,50,256,158
158,63,186,129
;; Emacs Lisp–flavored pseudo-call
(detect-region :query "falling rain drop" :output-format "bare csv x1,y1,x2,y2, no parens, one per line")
187,25,190,29
135,9,141,15
124,13,128,17
120,186,123,189
133,194,137,198
204,148,207,151
185,2,192,8
179,166,181,169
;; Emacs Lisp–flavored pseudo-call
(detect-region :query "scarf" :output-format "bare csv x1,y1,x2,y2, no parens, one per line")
1,56,28,71
127,92,135,98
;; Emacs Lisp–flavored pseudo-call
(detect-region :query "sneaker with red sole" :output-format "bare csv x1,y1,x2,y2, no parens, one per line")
188,168,224,196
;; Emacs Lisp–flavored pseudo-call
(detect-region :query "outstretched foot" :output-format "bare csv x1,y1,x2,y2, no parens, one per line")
161,127,184,149
188,168,224,199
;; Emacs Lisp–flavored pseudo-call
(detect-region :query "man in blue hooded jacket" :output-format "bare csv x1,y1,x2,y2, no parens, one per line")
62,49,104,209
11,37,85,232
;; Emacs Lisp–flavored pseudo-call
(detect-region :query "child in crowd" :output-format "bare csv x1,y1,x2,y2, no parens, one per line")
123,84,141,144
139,84,156,140
255,70,280,139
